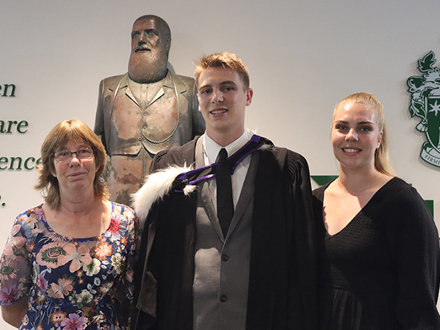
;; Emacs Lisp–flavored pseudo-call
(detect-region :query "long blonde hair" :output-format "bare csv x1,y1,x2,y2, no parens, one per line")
332,92,395,176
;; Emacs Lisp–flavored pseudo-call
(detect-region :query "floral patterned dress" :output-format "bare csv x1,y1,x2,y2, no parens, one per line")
0,202,139,330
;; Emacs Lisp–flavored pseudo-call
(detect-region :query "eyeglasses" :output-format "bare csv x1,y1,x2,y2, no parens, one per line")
54,148,94,162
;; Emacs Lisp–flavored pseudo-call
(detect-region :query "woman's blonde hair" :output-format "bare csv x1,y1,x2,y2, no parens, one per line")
332,92,395,176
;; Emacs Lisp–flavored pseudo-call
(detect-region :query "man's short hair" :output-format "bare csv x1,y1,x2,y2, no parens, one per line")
194,52,250,90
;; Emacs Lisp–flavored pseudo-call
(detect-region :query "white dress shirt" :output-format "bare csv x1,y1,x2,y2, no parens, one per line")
203,129,253,209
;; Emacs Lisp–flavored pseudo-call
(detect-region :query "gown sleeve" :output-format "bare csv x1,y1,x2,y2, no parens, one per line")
286,151,318,329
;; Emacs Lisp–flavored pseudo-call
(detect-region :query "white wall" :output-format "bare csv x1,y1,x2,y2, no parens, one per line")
1,1,440,328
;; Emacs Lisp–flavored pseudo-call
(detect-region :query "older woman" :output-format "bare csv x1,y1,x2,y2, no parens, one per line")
0,120,138,329
313,93,440,329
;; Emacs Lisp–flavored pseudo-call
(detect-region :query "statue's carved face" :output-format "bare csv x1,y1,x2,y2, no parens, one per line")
128,17,169,83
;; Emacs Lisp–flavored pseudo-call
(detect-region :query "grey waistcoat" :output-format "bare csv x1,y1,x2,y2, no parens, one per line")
193,138,259,330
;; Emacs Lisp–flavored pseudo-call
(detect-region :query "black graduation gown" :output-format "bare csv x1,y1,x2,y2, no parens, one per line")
134,137,319,330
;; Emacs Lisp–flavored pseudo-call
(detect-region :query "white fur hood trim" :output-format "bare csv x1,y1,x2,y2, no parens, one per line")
132,164,196,220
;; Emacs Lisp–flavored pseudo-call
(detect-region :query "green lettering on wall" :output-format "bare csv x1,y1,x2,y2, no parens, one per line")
9,157,23,170
16,121,28,133
24,157,36,170
0,156,41,171
1,84,16,97
0,120,28,134
0,157,7,170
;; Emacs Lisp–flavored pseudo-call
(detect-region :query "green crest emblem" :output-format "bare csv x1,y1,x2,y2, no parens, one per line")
407,50,440,167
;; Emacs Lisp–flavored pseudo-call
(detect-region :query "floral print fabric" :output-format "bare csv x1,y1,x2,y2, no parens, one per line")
0,203,138,330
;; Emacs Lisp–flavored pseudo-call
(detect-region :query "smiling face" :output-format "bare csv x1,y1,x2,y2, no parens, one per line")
53,140,98,195
197,67,253,146
331,101,383,171
128,16,170,83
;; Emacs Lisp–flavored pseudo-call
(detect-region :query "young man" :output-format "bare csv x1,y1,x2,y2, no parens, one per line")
133,52,318,330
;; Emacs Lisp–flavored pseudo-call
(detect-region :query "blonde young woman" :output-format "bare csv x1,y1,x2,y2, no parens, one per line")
313,93,440,329
0,120,138,329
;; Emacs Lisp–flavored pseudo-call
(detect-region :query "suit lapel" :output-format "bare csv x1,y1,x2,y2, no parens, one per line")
227,151,259,236
124,84,139,106
195,138,225,241
150,87,164,105
122,72,174,108
195,138,261,241
170,73,188,95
